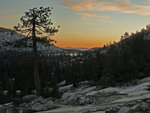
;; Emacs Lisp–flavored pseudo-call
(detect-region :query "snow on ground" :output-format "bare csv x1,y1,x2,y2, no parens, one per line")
81,86,96,94
113,93,150,103
57,80,66,87
59,84,73,93
36,76,150,113
119,81,150,95
0,102,13,108
36,105,99,113
1,76,150,113
86,87,123,96
138,76,150,83
99,87,123,94
112,77,150,103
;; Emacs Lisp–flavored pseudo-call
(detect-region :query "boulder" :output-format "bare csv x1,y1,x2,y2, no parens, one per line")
22,95,38,103
31,100,55,111
61,92,73,101
31,102,44,111
21,96,55,111
59,84,73,93
118,107,132,113
79,97,90,105
43,100,55,111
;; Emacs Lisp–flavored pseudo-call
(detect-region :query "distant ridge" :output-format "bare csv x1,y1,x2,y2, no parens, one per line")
0,27,101,53
0,28,82,55
64,47,89,51
0,27,15,33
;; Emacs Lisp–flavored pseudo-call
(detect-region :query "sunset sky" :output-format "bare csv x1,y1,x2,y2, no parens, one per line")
1,0,150,48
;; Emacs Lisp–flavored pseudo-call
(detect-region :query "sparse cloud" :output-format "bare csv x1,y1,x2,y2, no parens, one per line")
63,0,150,16
9,14,21,19
145,0,150,4
79,13,109,21
64,20,95,26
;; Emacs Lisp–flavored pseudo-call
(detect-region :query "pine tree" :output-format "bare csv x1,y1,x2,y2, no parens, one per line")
14,7,59,96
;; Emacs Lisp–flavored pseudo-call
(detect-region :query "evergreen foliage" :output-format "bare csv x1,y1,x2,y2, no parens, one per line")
14,7,59,96
1,24,150,100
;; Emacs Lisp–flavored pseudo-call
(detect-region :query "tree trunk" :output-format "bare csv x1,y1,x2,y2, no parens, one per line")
32,18,41,96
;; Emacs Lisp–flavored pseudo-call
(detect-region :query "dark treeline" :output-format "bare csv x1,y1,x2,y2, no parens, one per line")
1,25,150,100
0,51,72,98
62,24,150,87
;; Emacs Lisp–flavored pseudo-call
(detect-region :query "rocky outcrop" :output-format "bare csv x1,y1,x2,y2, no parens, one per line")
22,95,38,103
20,96,56,111
2,77,150,113
118,107,131,113
0,96,56,113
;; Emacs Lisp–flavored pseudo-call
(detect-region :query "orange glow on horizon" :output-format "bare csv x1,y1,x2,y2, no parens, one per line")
55,43,104,49
55,40,110,49
54,34,120,49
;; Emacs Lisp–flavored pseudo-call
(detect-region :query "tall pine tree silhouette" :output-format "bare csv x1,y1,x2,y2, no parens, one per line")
14,7,59,96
